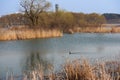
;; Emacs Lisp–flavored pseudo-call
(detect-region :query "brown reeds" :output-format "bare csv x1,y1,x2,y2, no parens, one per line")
23,64,44,80
3,58,120,80
62,59,112,80
62,59,95,80
67,26,120,34
0,26,120,41
68,27,112,34
20,59,120,80
0,28,63,41
111,27,120,33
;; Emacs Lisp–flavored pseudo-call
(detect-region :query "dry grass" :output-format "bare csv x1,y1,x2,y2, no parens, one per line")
0,28,63,41
67,26,120,34
111,27,120,33
0,26,120,40
18,59,120,80
63,59,95,80
73,27,112,33
2,58,120,80
62,59,112,80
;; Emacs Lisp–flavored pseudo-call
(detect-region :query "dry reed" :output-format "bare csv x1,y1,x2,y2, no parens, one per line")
0,28,63,41
67,26,120,34
19,59,120,80
2,59,120,80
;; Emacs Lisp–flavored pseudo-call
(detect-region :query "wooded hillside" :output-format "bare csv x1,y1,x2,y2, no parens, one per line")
103,13,120,23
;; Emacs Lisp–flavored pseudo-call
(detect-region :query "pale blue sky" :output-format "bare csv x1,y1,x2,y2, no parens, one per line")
0,0,120,16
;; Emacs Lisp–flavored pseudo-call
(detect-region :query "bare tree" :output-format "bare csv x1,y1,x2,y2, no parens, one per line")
20,0,51,27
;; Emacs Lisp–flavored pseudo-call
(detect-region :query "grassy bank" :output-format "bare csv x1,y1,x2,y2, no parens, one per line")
0,28,63,41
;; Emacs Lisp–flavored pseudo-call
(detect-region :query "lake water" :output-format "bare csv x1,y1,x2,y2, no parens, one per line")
0,33,120,76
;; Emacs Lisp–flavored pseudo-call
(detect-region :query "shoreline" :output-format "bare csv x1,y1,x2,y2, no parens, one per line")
66,27,120,34
0,28,63,41
0,27,120,41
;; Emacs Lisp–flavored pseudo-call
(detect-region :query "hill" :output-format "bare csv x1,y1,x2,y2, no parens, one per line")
103,13,120,24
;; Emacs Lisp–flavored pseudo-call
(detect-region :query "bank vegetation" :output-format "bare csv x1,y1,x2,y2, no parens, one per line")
0,0,119,40
3,58,120,80
20,53,120,80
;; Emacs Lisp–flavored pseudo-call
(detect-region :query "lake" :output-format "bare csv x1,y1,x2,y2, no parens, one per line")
0,33,120,77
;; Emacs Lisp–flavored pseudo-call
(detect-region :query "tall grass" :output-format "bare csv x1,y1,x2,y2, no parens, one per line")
68,27,112,33
62,59,112,80
0,26,120,41
2,58,120,80
67,26,120,34
111,27,120,33
0,28,63,41
19,58,120,80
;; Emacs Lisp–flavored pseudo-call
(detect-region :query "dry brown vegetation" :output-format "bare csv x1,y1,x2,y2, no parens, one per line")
0,25,120,41
20,59,120,80
67,26,120,34
1,0,120,40
111,27,120,33
0,6,120,40
1,57,120,80
4,59,119,80
0,12,106,32
0,27,62,41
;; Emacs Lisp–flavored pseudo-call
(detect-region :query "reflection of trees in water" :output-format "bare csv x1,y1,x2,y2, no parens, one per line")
24,52,53,73
94,34,105,53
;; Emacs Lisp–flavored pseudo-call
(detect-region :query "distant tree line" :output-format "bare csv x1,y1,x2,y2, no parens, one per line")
0,0,106,32
103,13,120,23
0,12,106,31
0,13,25,28
103,13,120,20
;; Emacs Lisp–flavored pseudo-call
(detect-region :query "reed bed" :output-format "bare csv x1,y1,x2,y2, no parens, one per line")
0,26,120,41
20,59,120,80
111,27,120,33
67,26,120,34
62,59,112,80
2,58,120,80
0,28,63,41
70,27,112,33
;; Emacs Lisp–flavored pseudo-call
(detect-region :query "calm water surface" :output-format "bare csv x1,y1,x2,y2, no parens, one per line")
0,33,120,76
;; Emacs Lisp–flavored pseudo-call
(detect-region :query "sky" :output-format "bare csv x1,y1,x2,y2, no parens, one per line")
0,0,120,16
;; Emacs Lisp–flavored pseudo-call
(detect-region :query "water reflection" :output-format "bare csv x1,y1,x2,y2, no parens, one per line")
23,52,53,74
